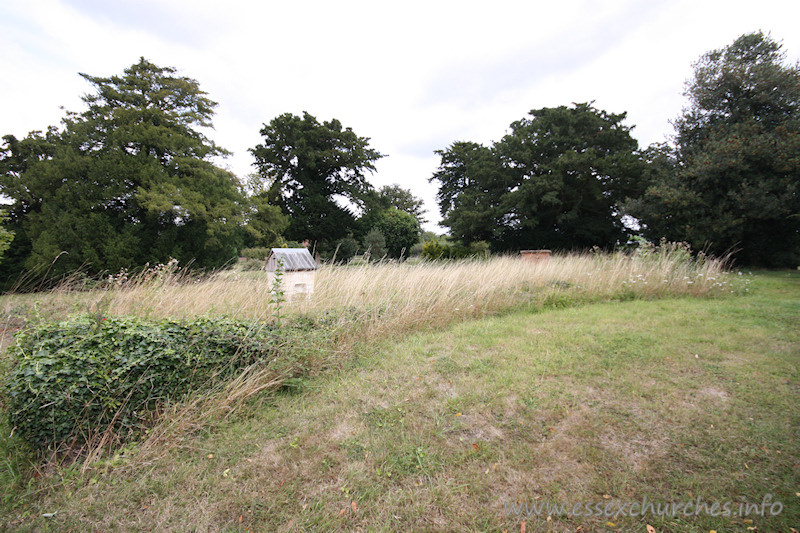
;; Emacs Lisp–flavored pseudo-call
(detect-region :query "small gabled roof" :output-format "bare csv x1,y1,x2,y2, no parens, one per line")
265,248,318,271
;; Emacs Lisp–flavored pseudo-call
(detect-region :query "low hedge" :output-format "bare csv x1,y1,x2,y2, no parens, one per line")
4,315,283,448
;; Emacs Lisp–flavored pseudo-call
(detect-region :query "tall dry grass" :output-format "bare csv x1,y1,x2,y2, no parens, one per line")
302,249,733,339
2,247,736,345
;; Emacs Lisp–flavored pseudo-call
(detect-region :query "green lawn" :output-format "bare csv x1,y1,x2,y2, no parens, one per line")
2,272,799,531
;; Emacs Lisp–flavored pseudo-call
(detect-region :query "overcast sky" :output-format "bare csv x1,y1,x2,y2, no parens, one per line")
2,0,799,231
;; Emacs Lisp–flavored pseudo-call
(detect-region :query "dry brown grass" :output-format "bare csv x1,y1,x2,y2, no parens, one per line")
1,248,735,344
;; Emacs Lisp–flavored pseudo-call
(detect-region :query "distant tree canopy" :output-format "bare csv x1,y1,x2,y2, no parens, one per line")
432,141,511,246
0,58,247,280
374,184,427,226
362,227,387,259
627,32,800,266
357,183,425,257
372,208,419,258
0,210,13,263
431,103,645,251
250,112,384,253
242,192,290,249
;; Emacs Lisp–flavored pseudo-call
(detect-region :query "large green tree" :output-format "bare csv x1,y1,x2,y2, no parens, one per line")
239,174,290,248
0,58,245,278
431,104,644,251
630,32,800,266
497,103,644,250
250,112,383,252
0,210,13,263
372,208,420,259
430,141,511,246
357,183,426,244
374,184,427,226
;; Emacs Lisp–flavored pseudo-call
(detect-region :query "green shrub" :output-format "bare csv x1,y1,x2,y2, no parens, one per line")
238,258,266,271
363,229,387,260
4,315,282,448
420,240,490,260
372,209,420,259
334,235,360,263
240,247,271,259
467,240,490,258
421,240,447,260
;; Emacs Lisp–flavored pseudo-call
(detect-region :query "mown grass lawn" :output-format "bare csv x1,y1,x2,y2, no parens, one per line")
2,271,799,532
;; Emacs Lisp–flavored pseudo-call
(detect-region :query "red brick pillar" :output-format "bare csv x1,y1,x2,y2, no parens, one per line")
520,250,552,263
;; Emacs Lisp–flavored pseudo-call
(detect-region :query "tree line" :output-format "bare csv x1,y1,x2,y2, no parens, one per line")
0,60,422,285
432,31,800,267
1,31,798,287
